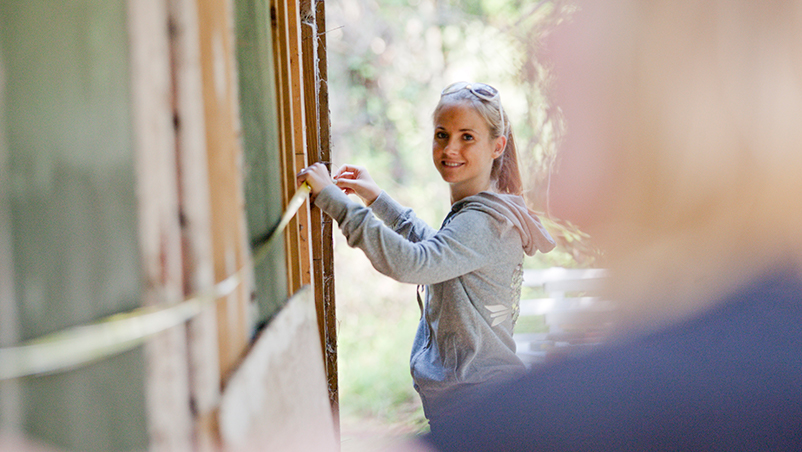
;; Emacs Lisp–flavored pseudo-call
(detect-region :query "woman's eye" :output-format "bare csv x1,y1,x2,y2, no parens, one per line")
462,133,474,141
435,131,448,140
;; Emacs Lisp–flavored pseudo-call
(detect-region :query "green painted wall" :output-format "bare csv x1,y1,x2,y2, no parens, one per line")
235,0,289,329
0,1,147,450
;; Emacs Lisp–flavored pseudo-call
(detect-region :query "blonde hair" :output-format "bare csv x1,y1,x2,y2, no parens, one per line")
556,0,802,326
435,90,523,195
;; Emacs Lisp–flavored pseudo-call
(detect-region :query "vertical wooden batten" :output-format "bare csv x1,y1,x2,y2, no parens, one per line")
167,0,222,449
271,0,313,296
197,0,253,381
300,0,321,341
316,0,339,419
286,0,313,291
270,0,295,292
301,0,338,422
127,0,194,450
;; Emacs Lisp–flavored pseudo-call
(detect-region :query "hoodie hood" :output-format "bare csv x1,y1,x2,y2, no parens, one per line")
450,192,556,256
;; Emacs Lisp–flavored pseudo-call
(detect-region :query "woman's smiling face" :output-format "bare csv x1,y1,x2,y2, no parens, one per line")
432,101,504,202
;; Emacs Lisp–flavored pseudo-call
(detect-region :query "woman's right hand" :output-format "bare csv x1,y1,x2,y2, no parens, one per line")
334,164,381,205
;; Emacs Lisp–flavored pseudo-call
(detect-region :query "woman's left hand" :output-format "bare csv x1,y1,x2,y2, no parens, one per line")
297,162,334,198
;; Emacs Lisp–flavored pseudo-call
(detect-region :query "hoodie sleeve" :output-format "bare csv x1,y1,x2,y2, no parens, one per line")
368,190,437,242
313,185,510,285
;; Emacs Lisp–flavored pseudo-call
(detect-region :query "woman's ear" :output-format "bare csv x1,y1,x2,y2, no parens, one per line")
492,136,507,158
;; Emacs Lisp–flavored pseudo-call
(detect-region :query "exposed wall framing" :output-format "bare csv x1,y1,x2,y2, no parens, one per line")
272,0,338,420
133,0,337,447
1,0,337,448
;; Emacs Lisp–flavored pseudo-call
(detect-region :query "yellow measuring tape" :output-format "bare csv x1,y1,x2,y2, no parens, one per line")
0,183,312,380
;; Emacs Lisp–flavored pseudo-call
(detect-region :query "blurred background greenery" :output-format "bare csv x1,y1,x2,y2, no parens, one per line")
323,0,595,442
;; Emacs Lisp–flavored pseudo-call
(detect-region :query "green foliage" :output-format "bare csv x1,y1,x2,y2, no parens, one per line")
326,0,580,221
337,299,424,422
333,241,428,428
514,314,548,334
539,215,604,267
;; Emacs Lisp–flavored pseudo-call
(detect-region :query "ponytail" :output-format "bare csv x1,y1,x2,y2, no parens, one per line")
492,120,523,196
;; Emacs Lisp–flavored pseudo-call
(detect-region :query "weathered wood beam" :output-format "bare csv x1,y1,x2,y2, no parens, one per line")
167,0,222,449
301,0,323,350
315,0,339,421
196,0,252,381
126,0,193,449
301,0,339,425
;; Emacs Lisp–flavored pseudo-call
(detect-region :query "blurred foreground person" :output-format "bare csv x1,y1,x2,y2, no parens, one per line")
402,0,802,450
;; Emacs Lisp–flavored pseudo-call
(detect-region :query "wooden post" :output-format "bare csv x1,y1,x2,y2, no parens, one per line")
317,2,339,419
196,0,253,381
300,0,322,347
167,0,222,449
127,0,194,449
315,0,339,421
301,0,339,424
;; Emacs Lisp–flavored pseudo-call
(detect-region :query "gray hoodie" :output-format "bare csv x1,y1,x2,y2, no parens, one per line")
314,185,555,420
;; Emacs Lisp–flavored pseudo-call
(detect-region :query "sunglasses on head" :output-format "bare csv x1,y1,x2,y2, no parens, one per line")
441,81,499,100
441,82,505,136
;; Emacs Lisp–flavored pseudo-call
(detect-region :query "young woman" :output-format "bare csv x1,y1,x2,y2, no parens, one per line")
297,82,555,427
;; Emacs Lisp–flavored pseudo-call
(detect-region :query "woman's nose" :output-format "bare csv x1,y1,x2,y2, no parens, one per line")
444,138,460,154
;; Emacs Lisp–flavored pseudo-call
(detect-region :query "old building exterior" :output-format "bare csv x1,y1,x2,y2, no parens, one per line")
0,0,338,450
